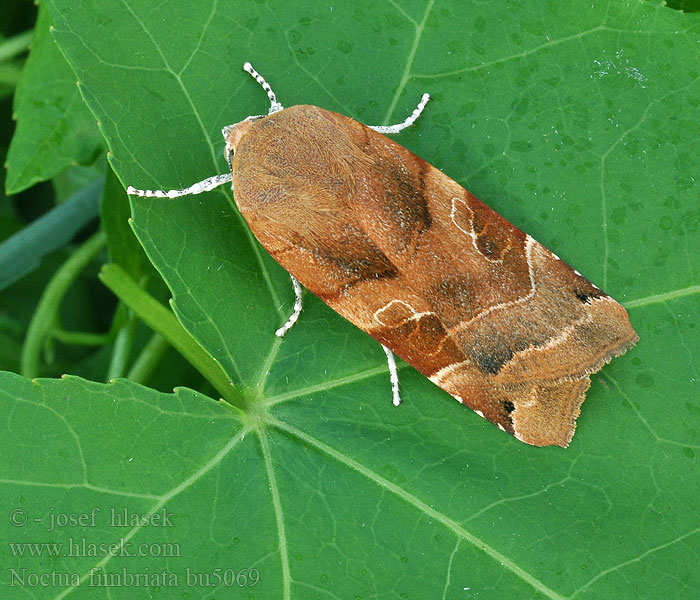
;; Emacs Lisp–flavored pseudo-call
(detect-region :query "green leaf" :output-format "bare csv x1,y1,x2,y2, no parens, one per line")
6,0,699,597
0,373,271,595
100,167,149,280
4,1,102,195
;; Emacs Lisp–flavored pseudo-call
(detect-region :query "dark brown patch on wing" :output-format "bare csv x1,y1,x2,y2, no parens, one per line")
352,140,433,257
314,224,398,284
473,345,515,375
381,156,432,233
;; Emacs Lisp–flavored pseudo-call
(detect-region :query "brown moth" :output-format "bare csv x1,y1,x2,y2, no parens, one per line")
128,63,638,448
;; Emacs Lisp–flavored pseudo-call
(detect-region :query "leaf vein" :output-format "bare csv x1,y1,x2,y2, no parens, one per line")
270,418,567,600
382,0,435,124
571,526,700,597
258,429,292,600
52,425,249,599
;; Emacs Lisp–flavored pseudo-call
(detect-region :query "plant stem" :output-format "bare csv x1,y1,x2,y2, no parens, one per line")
52,329,111,346
99,263,243,408
126,333,169,384
0,30,34,63
106,305,136,380
21,231,107,378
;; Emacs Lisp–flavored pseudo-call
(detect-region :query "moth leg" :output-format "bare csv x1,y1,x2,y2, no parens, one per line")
126,173,232,198
381,344,402,407
275,275,303,338
367,93,431,134
243,62,284,115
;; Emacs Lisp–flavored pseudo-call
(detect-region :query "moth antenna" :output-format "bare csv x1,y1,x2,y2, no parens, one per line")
275,275,303,337
243,62,283,114
368,93,431,135
126,173,232,198
382,345,402,406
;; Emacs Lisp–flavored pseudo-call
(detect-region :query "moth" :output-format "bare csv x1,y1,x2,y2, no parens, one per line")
128,63,638,447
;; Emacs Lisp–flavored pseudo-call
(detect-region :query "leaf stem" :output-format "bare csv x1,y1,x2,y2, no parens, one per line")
0,30,34,63
106,304,137,380
99,263,243,407
126,333,170,384
51,328,111,346
21,231,107,378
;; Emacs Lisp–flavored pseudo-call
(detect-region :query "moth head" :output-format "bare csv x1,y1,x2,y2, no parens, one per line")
223,62,285,169
222,114,265,166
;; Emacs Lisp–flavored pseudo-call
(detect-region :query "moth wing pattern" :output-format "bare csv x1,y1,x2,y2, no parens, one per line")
229,104,638,448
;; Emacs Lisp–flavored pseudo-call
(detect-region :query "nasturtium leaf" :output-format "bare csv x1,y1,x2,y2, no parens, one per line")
5,2,102,195
101,168,149,281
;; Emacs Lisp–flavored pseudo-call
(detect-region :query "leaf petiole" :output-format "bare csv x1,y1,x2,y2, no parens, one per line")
99,263,244,408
